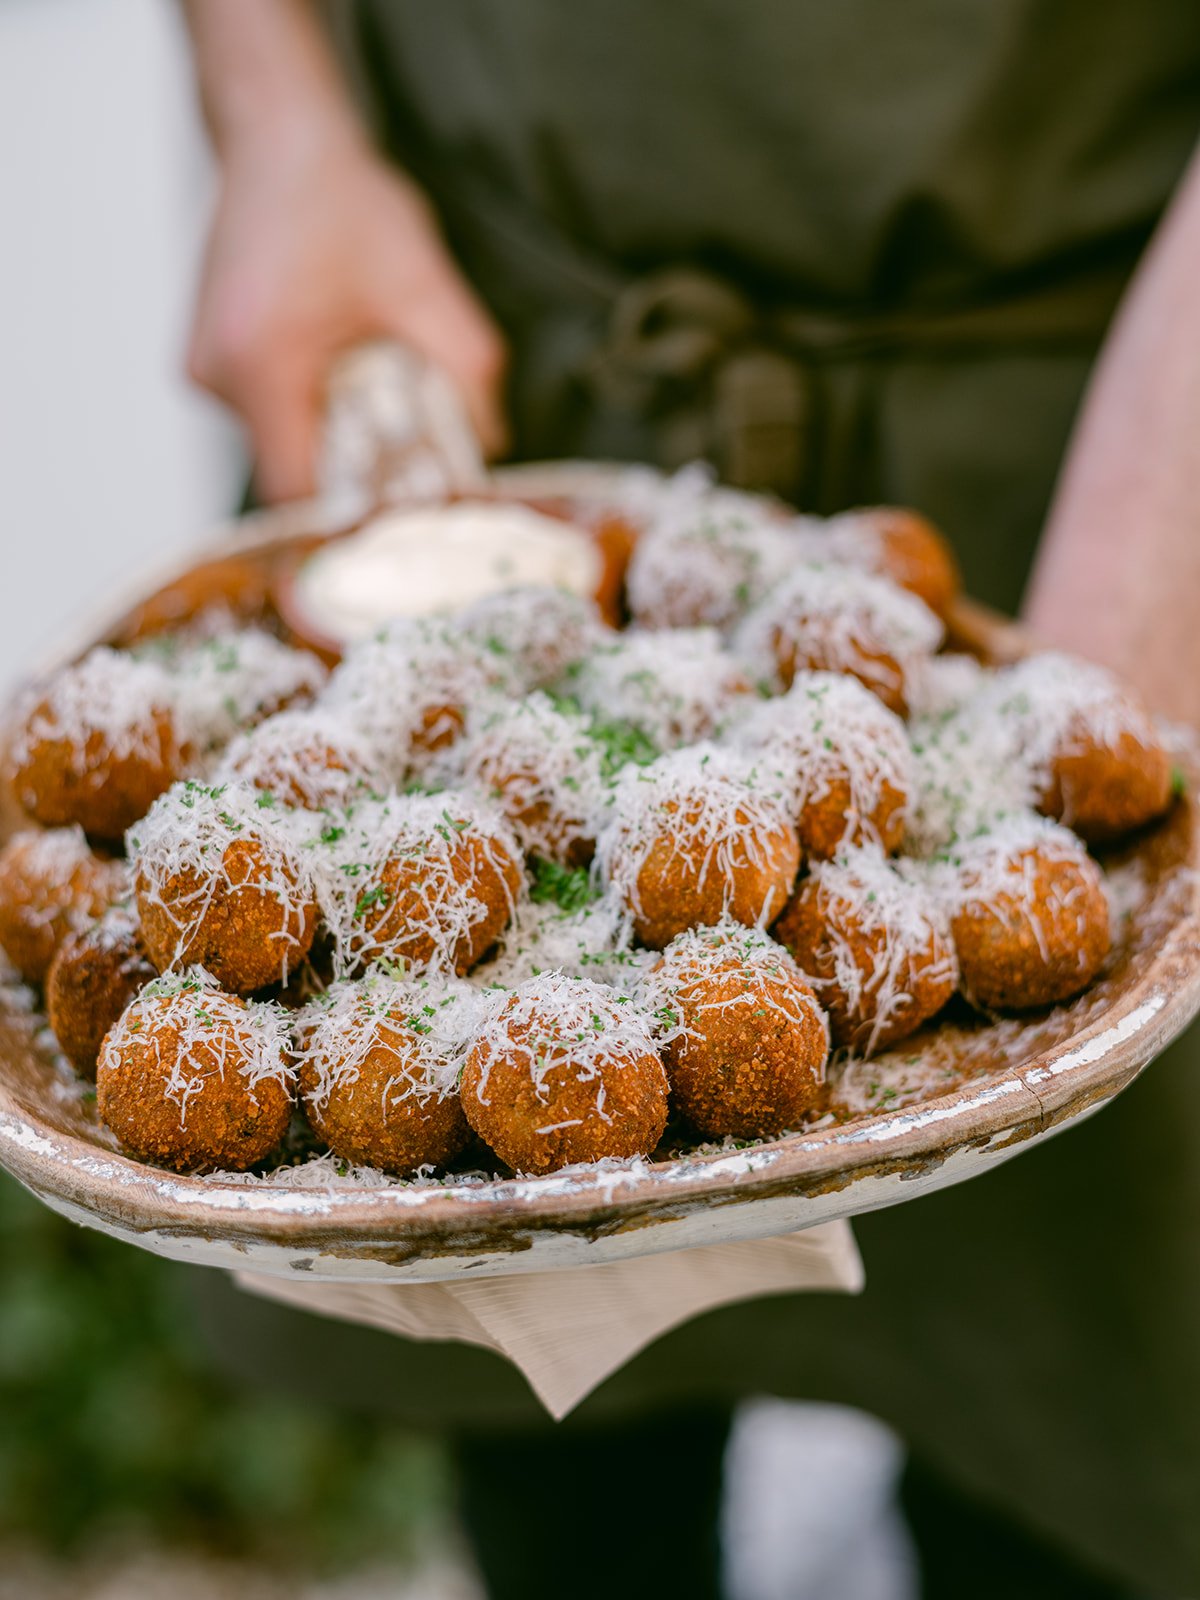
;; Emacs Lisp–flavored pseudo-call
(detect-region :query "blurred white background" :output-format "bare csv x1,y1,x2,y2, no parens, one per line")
0,0,242,692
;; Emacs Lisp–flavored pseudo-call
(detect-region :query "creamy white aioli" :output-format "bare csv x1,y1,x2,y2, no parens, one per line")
296,503,603,641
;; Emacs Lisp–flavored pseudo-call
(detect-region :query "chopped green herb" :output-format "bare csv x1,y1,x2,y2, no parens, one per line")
529,857,599,912
354,885,391,917
587,716,660,779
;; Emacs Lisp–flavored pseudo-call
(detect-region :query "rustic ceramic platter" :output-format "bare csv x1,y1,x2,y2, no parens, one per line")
3,467,1199,1283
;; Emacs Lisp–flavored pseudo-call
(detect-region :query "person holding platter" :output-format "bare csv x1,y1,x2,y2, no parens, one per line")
179,3,1200,1596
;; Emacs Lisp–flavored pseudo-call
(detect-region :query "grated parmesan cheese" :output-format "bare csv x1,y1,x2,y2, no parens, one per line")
791,843,959,1055
102,967,293,1129
164,628,328,754
215,708,376,812
305,788,525,977
459,691,608,863
451,585,608,694
930,811,1105,936
725,671,913,847
319,616,495,783
977,651,1161,792
562,627,752,749
127,778,317,982
594,744,797,933
293,968,486,1113
10,647,182,778
735,561,943,701
625,468,798,631
904,701,1034,857
638,917,829,1052
465,971,661,1113
904,650,1161,857
474,896,651,993
905,652,989,720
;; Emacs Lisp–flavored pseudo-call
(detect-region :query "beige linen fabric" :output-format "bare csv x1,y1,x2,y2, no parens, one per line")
236,1220,862,1419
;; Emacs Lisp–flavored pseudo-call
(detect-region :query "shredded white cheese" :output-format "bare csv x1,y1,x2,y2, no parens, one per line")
102,967,292,1129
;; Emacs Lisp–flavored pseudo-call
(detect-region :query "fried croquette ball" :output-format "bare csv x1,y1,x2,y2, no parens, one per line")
130,780,318,993
625,482,795,631
983,653,1172,844
294,972,481,1173
47,902,157,1078
945,816,1112,1010
461,693,606,866
0,828,126,983
216,709,374,812
320,617,494,782
9,648,192,839
314,791,523,977
727,673,913,859
96,971,293,1172
596,747,800,950
641,921,829,1138
776,845,958,1053
737,564,943,716
563,629,752,750
460,974,668,1174
453,585,607,693
1043,732,1172,845
823,507,961,618
163,628,328,753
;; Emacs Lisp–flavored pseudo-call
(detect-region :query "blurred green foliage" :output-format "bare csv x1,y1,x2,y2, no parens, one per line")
0,1171,450,1566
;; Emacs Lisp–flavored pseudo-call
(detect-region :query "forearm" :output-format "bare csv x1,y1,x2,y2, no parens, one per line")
180,0,508,490
1024,142,1200,724
180,0,363,163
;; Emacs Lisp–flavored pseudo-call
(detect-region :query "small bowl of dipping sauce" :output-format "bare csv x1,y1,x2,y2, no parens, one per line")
276,493,634,662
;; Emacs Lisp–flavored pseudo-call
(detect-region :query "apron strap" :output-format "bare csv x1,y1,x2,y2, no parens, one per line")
437,171,1133,499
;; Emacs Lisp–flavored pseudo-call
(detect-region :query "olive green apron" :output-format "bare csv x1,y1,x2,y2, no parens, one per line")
200,4,1200,1588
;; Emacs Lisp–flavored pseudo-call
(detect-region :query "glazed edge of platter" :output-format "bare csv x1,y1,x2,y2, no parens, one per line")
2,463,1199,1284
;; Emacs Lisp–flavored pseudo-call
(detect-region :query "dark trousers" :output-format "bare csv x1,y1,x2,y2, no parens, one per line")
453,1411,1141,1600
454,1408,731,1600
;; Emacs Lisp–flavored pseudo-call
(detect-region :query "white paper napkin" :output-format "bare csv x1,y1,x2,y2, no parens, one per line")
235,1220,863,1419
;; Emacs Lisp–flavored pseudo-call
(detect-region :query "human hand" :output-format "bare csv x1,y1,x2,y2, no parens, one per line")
188,126,508,502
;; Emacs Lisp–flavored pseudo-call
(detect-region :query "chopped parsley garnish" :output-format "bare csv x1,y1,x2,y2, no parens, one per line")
354,885,392,917
529,857,599,912
180,780,227,811
588,716,659,779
